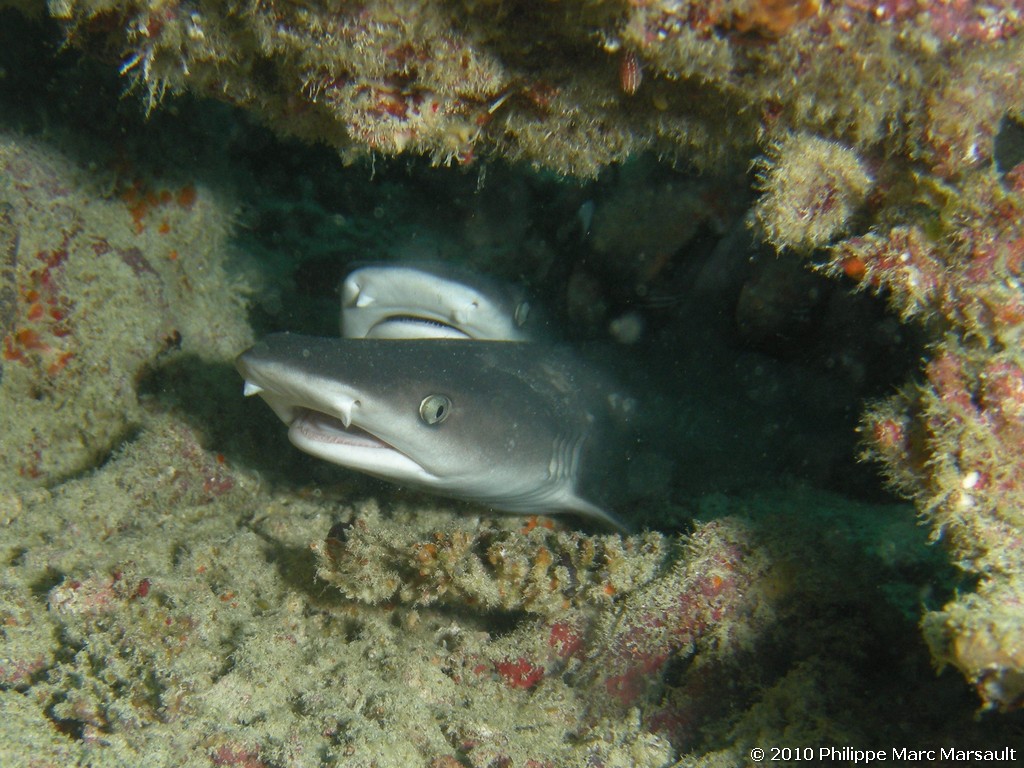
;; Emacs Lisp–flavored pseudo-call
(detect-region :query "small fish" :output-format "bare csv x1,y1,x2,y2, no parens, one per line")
236,333,627,529
619,50,642,96
341,262,534,341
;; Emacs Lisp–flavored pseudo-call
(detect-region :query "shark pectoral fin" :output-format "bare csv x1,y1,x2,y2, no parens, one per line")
569,496,630,533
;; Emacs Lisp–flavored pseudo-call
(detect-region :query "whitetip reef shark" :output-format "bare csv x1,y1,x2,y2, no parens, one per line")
236,334,629,529
236,263,631,529
341,262,536,341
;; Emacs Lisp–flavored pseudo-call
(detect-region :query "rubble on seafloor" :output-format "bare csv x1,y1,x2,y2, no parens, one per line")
0,387,979,766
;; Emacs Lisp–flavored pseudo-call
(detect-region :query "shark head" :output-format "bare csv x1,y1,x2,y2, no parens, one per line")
235,333,623,528
340,263,534,341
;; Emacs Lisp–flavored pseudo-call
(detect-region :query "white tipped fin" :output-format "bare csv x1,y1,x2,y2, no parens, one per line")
243,381,264,397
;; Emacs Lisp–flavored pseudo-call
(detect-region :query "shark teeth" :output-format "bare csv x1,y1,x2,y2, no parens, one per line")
341,278,374,308
335,397,357,428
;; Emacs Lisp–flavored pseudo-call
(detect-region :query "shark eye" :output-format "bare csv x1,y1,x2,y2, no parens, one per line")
419,394,452,425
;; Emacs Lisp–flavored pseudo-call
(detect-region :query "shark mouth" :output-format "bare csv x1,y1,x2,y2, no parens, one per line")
366,314,471,340
290,407,389,450
238,377,436,484
286,405,436,484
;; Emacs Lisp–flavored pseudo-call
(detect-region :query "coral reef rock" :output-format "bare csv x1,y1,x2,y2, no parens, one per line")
0,132,250,490
48,0,1024,177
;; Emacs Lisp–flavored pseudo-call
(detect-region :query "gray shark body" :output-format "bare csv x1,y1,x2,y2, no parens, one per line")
236,333,627,528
